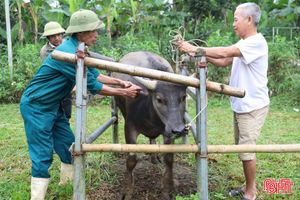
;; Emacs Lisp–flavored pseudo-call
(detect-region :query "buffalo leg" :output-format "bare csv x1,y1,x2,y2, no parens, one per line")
150,139,161,164
122,123,138,200
161,153,174,200
122,153,137,200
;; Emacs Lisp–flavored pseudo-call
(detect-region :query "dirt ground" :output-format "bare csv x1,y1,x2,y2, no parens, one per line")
88,154,197,200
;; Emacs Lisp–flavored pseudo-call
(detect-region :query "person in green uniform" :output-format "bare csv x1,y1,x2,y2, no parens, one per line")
40,21,115,122
20,9,141,200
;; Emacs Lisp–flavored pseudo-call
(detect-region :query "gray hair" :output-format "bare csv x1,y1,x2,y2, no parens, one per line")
237,2,261,26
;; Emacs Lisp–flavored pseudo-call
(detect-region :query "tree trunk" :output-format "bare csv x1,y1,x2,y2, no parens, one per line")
17,2,24,44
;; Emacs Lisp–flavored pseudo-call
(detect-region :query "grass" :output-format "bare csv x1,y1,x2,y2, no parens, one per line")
0,97,299,200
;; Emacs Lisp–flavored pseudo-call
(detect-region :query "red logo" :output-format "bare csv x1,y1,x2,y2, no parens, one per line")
264,178,293,194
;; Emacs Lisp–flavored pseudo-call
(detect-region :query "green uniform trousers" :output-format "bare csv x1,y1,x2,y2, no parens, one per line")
20,98,74,178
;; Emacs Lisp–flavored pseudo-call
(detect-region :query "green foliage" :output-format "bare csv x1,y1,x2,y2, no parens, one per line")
0,44,42,103
176,193,198,200
1,0,299,104
92,33,161,61
115,33,160,56
268,36,298,98
100,96,112,106
205,30,236,85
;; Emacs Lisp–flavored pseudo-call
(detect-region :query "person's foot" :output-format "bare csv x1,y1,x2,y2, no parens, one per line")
228,187,245,197
242,190,257,200
241,196,257,200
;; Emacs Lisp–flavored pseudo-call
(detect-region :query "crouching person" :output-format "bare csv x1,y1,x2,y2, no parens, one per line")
20,9,141,200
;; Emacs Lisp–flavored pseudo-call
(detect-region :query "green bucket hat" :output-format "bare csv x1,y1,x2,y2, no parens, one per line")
66,9,105,34
42,21,65,37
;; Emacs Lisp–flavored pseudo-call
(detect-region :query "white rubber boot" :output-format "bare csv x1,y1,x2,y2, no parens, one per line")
31,177,49,200
59,162,74,185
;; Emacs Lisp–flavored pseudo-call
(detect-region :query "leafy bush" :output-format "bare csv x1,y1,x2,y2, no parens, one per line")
205,30,236,84
268,36,298,97
94,33,161,61
0,44,42,103
115,33,160,57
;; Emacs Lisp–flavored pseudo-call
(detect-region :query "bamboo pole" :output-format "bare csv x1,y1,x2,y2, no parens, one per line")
51,51,245,98
5,0,13,81
81,144,300,153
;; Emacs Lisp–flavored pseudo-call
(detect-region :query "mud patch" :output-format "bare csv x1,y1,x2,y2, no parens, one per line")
88,154,197,200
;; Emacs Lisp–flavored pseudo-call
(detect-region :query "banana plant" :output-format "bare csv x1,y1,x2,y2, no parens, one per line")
89,0,119,47
16,0,24,44
21,0,44,43
66,0,86,14
42,0,69,28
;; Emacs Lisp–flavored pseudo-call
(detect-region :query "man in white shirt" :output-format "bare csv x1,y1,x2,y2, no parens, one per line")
178,2,269,200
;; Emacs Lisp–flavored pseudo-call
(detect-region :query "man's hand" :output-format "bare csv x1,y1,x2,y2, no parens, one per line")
177,40,206,57
119,80,132,88
76,49,86,59
177,40,198,56
124,84,142,98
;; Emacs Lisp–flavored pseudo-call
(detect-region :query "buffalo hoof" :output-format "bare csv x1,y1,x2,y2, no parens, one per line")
162,192,175,200
121,191,133,200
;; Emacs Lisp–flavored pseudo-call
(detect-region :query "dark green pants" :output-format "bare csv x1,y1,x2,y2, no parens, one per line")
20,101,74,178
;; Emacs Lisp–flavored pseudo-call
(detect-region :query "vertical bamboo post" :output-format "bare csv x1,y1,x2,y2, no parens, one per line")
111,97,119,144
196,56,208,200
5,0,13,81
73,43,87,200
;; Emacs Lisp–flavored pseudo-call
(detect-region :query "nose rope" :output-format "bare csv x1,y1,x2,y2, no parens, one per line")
185,103,208,130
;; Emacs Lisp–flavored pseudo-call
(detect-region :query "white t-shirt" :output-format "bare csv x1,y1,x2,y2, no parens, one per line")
230,33,270,113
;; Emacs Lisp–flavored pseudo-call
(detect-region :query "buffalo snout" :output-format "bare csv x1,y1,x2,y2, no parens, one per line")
171,125,188,139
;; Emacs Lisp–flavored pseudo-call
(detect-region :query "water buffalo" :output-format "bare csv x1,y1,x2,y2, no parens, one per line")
112,51,188,200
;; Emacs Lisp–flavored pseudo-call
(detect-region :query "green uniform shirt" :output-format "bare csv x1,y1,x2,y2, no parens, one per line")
21,36,103,108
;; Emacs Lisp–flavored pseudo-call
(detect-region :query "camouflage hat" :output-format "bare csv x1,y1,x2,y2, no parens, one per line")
65,9,105,34
42,21,65,37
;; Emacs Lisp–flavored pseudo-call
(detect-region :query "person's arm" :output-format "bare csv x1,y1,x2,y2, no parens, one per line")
178,41,242,59
206,57,233,67
97,74,132,88
204,46,241,58
98,84,142,98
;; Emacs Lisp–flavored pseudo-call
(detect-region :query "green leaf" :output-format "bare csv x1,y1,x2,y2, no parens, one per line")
293,6,300,14
0,27,6,40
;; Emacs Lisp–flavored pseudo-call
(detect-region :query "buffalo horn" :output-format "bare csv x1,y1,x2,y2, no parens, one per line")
133,76,157,90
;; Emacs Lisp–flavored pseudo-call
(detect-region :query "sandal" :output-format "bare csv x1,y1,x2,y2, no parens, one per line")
241,196,258,200
228,187,244,197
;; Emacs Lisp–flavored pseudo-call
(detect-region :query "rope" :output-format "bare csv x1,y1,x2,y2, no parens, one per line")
185,103,208,130
169,27,208,64
169,27,209,130
169,26,185,63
